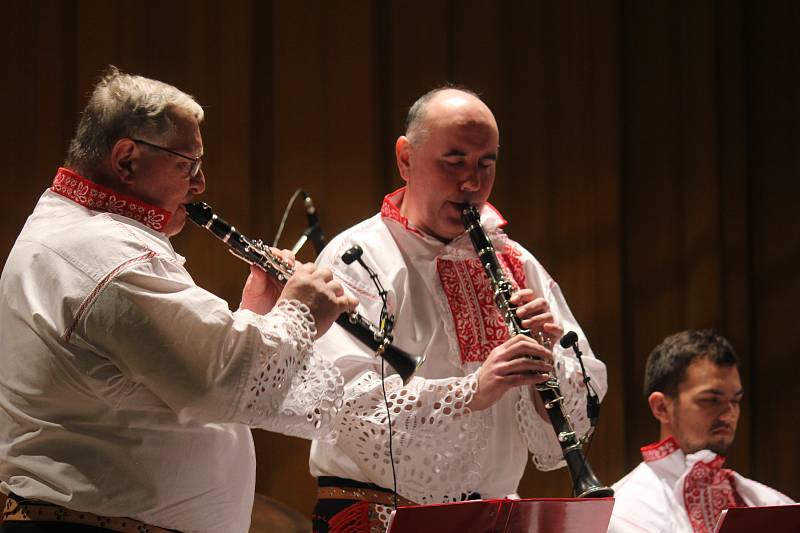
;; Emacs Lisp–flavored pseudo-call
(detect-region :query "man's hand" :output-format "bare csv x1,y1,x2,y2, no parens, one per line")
278,263,358,337
510,289,564,346
239,248,296,315
468,334,554,412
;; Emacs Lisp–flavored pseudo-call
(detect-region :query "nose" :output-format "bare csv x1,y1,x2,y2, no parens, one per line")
459,168,481,192
719,401,739,425
190,168,206,195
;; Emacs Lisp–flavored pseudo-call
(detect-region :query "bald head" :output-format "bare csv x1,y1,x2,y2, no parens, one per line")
395,86,499,241
405,88,497,147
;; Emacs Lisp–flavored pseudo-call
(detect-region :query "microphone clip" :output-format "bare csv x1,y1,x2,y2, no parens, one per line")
342,245,394,345
560,331,601,428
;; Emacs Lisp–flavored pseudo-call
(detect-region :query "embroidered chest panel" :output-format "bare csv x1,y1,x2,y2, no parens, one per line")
436,247,527,364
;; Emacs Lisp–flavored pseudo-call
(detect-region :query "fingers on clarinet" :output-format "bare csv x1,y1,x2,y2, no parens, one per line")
293,261,313,274
503,357,551,376
279,248,296,265
505,372,548,388
543,323,564,336
516,298,548,317
509,289,535,305
520,312,554,329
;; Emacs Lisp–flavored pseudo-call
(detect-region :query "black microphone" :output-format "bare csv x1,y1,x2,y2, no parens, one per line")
302,192,326,254
341,245,363,265
341,245,393,338
560,331,579,349
560,331,601,427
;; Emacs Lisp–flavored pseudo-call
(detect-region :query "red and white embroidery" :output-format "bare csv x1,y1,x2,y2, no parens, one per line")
683,458,745,533
437,246,527,364
51,168,171,232
641,436,681,463
379,188,424,237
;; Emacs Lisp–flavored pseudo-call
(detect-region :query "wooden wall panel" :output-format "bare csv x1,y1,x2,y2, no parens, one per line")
748,0,800,499
1,1,76,253
1,0,798,521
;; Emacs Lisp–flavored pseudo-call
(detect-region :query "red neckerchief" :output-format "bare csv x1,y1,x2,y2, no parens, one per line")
642,436,746,533
51,168,172,232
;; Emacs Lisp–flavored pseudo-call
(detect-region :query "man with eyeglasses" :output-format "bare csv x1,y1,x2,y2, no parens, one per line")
0,67,356,532
608,330,793,533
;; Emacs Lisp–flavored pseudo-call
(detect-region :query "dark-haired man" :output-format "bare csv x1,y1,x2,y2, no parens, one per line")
309,87,607,532
608,329,793,533
0,68,355,532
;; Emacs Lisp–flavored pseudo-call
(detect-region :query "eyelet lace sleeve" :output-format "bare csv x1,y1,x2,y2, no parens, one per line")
334,370,488,505
515,350,602,471
234,299,344,441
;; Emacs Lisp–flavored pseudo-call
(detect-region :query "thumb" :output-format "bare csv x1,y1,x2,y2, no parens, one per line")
241,265,269,308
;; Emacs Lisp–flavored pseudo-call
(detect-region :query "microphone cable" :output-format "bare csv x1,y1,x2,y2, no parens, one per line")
342,245,399,509
272,188,304,248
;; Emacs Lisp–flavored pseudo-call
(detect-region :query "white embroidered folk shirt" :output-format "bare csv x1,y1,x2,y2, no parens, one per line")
608,436,794,533
0,169,343,533
310,188,608,509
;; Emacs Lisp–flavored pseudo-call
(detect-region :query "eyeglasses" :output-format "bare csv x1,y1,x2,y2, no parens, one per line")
132,139,203,178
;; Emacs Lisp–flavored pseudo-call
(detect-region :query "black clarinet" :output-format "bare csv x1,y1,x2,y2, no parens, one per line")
460,205,613,498
185,202,424,384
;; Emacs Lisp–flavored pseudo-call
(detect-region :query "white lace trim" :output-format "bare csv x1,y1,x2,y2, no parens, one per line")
515,350,593,471
335,371,487,505
374,504,393,531
236,299,344,441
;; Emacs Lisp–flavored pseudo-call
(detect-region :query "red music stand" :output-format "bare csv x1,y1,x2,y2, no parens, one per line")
386,497,614,533
714,504,800,533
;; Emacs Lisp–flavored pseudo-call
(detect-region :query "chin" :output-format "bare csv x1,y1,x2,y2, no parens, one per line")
706,438,734,456
163,210,187,237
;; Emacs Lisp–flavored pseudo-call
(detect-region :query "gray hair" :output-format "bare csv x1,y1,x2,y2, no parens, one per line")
65,66,204,175
404,85,481,146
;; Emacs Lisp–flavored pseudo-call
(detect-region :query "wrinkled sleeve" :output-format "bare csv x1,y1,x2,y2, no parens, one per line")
73,257,343,440
314,326,489,504
513,254,609,470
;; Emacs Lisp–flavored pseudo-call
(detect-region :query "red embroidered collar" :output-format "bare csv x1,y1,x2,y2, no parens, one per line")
641,436,729,468
379,187,508,237
641,435,681,462
51,168,172,232
380,188,424,237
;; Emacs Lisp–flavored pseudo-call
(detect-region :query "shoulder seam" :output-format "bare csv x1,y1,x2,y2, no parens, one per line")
63,251,158,342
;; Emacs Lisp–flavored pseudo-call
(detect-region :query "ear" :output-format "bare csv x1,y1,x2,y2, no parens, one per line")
648,391,673,425
395,136,413,183
111,138,138,183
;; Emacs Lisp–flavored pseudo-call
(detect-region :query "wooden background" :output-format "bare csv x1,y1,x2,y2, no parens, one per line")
2,0,798,518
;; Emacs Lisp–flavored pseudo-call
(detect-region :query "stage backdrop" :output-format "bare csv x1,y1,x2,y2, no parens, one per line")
2,0,797,517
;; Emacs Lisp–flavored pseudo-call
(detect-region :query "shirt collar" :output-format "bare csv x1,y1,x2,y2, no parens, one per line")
51,168,172,233
641,435,682,463
379,187,508,240
641,435,727,470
